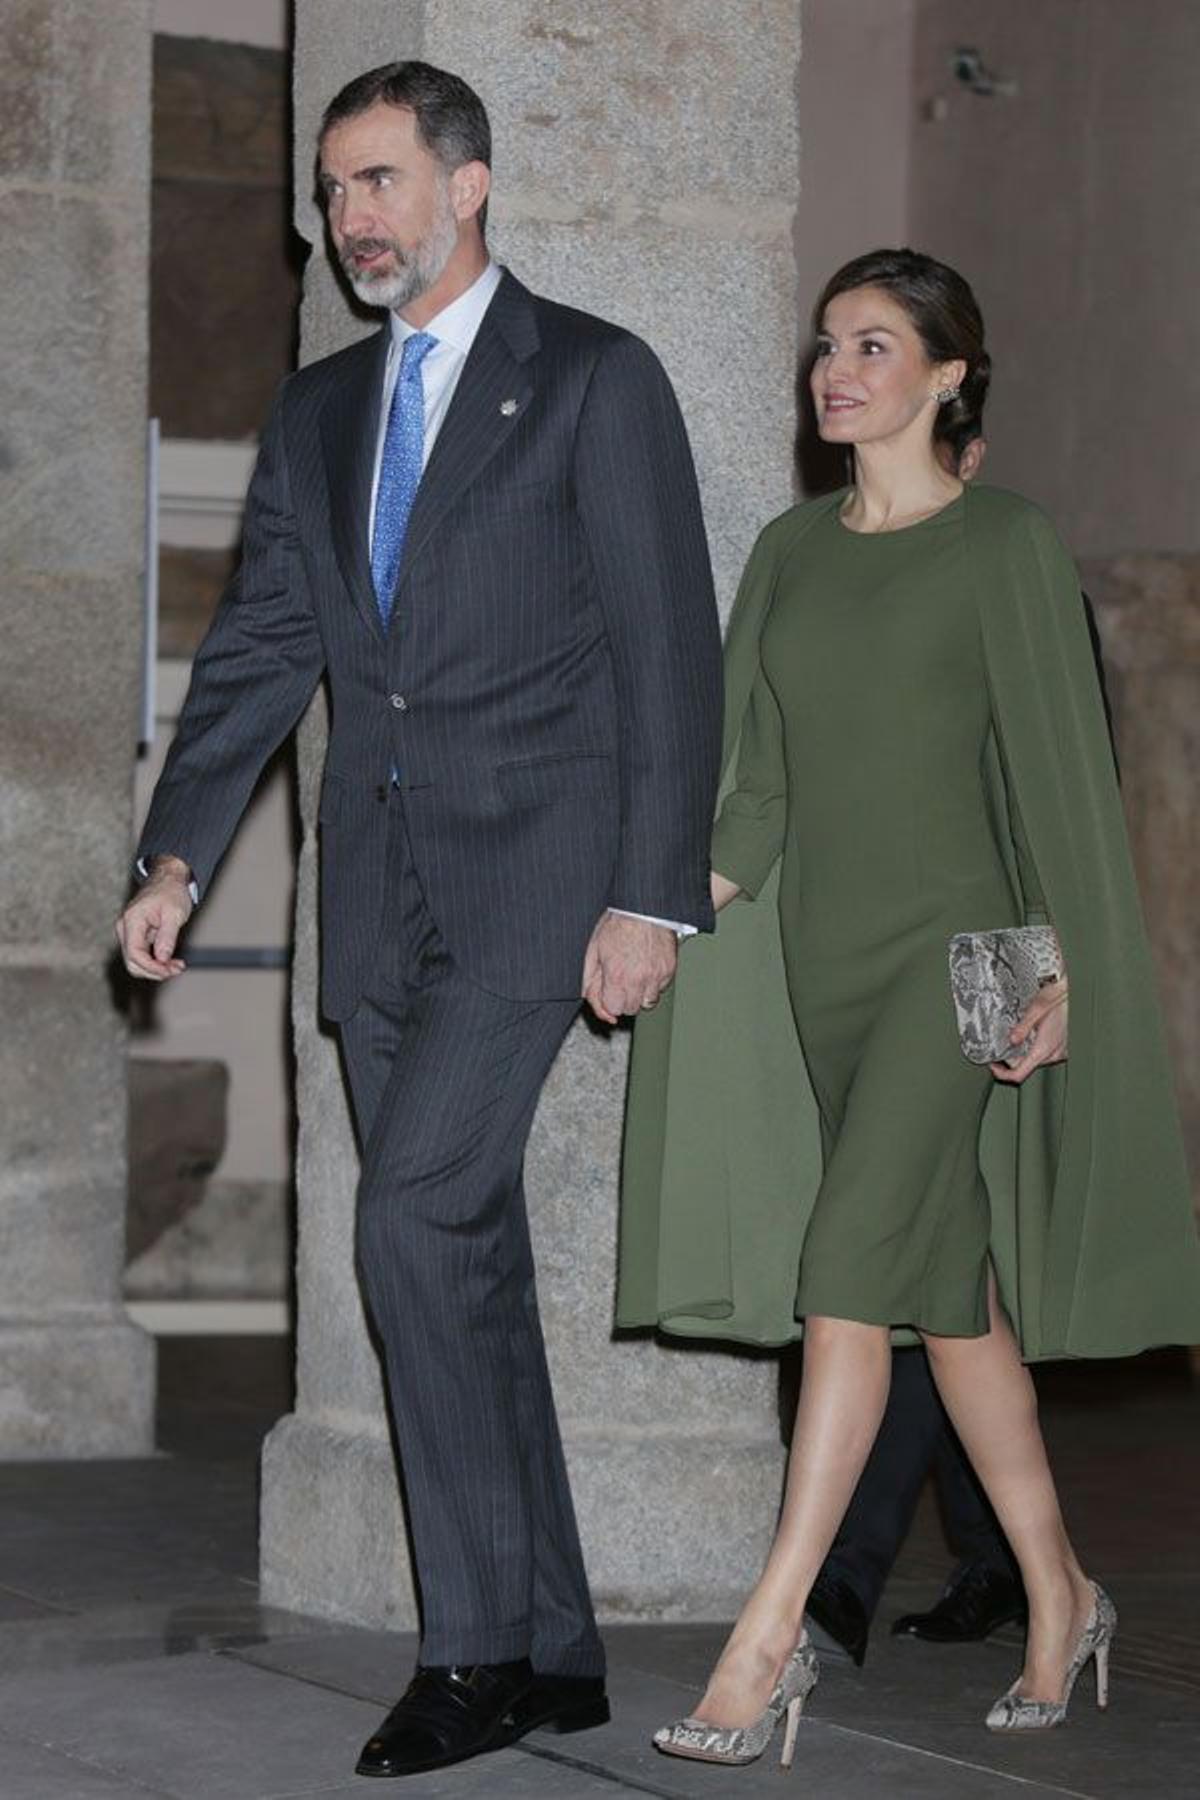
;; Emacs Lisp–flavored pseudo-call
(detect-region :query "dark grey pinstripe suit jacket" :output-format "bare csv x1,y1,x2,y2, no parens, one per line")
139,271,723,1018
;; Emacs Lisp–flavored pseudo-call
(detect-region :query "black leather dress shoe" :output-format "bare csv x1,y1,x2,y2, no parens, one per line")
891,1561,1027,1643
355,1659,533,1779
506,1672,610,1739
804,1573,870,1667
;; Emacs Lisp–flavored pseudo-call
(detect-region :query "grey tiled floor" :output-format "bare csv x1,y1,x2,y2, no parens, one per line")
0,1339,1196,1798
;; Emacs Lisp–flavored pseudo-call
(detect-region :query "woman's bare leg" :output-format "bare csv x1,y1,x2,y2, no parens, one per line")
695,1315,891,1728
921,1280,1094,1699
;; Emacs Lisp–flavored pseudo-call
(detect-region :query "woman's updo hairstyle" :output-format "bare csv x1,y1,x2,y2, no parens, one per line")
814,248,991,456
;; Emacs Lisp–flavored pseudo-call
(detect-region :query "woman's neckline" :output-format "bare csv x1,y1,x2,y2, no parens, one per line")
835,485,966,537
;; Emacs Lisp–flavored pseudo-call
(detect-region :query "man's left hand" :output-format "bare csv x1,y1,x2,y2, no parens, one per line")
582,913,678,1025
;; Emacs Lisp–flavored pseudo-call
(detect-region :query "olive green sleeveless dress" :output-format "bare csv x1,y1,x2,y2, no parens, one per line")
710,494,1033,1336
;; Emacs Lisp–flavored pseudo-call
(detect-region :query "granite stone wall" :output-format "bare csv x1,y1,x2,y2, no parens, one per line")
260,0,802,1625
0,0,155,1454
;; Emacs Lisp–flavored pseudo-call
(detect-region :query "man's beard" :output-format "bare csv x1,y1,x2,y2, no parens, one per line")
339,190,459,311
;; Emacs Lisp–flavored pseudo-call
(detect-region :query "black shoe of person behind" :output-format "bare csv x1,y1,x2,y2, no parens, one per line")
803,1572,870,1667
506,1672,611,1740
355,1660,534,1779
891,1561,1028,1644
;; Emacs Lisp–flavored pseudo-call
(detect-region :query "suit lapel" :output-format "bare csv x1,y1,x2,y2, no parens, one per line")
395,272,540,590
319,325,390,643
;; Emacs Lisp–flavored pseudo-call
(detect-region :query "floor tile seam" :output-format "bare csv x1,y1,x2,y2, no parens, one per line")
808,1720,1098,1798
588,1647,1199,1700
1080,1573,1200,1585
0,1579,262,1613
0,1604,78,1625
0,1580,78,1616
1113,1634,1200,1656
1103,1651,1200,1688
225,1658,665,1796
248,1790,379,1799
889,1640,1200,1691
512,1736,688,1798
0,1721,177,1798
604,1655,710,1695
1106,1667,1200,1696
218,1642,391,1708
258,1788,442,1800
0,1611,286,1644
0,1612,309,1641
51,1634,1192,1752
222,1654,673,1797
0,1642,376,1704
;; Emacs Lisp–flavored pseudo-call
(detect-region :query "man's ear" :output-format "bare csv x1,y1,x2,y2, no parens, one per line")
451,159,491,225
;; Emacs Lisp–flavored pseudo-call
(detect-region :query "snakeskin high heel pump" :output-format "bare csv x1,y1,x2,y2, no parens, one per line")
986,1581,1117,1731
653,1635,819,1769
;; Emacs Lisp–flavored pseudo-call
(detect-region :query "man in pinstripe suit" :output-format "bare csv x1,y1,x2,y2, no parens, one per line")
118,62,722,1780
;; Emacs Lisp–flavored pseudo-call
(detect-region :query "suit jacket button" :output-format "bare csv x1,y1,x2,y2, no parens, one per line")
389,692,408,711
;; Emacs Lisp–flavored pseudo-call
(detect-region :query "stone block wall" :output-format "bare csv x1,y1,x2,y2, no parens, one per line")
0,0,155,1454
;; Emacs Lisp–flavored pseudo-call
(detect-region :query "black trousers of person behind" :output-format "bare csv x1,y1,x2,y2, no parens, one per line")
338,792,604,1678
820,1345,1017,1618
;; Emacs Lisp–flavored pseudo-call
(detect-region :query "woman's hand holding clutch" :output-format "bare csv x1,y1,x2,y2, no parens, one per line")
990,975,1069,1084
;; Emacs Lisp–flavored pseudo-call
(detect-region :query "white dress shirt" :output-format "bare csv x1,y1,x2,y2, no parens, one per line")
368,259,503,548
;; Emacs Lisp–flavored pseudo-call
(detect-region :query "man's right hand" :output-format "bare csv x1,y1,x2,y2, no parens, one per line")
116,854,194,981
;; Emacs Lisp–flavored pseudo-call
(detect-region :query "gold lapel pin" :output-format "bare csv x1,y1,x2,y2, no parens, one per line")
499,397,519,416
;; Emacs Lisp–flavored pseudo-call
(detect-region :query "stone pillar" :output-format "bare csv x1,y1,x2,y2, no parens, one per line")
0,0,156,1453
261,0,801,1624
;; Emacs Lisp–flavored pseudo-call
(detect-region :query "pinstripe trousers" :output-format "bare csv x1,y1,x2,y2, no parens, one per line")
339,793,604,1676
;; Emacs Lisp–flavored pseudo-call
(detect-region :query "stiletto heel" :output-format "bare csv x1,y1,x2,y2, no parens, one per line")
986,1581,1117,1731
780,1694,804,1769
653,1636,819,1768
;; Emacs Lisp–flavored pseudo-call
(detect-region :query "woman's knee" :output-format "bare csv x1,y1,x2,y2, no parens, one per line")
804,1313,890,1359
918,1326,953,1361
919,1323,994,1372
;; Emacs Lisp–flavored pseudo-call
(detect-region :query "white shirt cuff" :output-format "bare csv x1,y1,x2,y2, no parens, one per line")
608,907,697,939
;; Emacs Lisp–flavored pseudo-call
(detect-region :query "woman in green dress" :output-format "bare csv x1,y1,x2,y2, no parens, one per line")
621,249,1200,1770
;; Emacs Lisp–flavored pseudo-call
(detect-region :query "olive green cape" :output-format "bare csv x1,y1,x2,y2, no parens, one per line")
617,485,1200,1359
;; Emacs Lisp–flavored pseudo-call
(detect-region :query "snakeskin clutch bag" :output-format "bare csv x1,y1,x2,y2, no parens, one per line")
948,926,1064,1066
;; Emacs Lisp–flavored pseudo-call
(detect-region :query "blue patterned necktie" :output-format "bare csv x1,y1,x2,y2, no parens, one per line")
371,330,437,627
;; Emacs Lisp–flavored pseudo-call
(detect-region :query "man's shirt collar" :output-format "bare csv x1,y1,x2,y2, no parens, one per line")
389,260,503,359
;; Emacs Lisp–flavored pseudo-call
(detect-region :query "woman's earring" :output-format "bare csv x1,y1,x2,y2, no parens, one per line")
935,386,961,405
